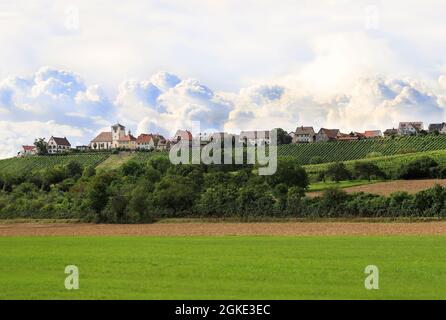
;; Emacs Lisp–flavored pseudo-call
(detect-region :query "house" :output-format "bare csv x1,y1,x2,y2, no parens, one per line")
383,128,398,137
398,122,423,135
428,123,446,134
363,130,383,139
136,134,155,150
239,130,271,146
315,128,341,142
47,136,71,154
174,130,193,142
118,132,137,150
76,145,89,151
18,145,37,157
337,132,365,141
292,126,315,143
153,135,169,150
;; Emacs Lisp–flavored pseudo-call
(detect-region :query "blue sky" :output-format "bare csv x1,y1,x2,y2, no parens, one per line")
1,0,446,158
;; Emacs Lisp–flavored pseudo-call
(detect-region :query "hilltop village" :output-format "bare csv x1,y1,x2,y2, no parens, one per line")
18,121,446,156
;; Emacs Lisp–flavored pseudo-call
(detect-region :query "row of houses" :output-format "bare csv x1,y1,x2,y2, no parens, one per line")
19,123,189,156
291,122,446,144
18,121,446,156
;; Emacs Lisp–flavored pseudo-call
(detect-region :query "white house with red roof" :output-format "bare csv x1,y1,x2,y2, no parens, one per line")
18,145,37,157
47,136,71,154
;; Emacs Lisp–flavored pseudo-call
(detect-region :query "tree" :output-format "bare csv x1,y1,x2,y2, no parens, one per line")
326,162,351,182
65,161,83,178
398,157,438,179
354,162,385,181
34,138,48,155
266,158,309,189
275,128,292,145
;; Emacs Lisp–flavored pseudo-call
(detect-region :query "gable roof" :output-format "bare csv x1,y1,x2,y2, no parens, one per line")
318,128,340,139
399,122,423,130
91,132,112,143
136,133,153,143
295,126,315,135
119,133,137,142
383,128,398,135
428,123,446,131
50,136,71,146
364,130,382,138
22,145,36,151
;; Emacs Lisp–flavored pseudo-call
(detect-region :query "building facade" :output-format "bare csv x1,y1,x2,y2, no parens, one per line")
47,136,71,154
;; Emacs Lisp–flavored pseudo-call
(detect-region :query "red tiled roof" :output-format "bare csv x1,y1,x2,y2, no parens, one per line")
22,145,36,151
319,128,340,139
51,136,71,146
136,134,153,144
91,132,112,142
364,130,382,138
119,134,137,142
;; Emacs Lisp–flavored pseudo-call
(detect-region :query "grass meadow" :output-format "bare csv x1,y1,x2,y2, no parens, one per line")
1,236,446,299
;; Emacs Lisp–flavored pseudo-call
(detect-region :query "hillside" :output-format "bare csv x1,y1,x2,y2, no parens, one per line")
0,152,111,174
303,149,446,180
279,135,446,165
2,135,446,175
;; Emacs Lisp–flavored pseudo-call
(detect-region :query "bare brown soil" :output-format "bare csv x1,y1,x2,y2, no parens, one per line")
2,221,446,236
307,179,446,197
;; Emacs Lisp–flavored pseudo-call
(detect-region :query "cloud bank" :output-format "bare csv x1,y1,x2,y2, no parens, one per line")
1,67,446,158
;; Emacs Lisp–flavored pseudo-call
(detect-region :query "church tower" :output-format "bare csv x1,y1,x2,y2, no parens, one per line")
111,123,126,148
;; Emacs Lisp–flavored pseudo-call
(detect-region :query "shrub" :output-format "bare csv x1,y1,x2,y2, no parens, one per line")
397,157,438,179
325,162,351,182
354,162,386,181
266,159,309,189
309,156,323,164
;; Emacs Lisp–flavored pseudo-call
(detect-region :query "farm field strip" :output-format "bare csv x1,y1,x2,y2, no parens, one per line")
3,221,446,236
1,236,446,299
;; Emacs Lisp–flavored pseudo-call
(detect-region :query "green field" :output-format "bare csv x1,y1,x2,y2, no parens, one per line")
1,236,446,299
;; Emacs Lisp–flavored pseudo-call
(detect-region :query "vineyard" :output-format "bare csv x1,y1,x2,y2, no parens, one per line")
277,135,446,165
0,152,111,174
2,135,446,175
303,149,446,179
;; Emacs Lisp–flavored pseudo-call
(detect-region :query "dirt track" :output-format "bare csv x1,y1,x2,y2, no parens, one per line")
307,179,446,197
2,222,446,236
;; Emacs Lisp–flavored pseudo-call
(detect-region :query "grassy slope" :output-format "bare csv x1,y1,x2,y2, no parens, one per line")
1,236,446,299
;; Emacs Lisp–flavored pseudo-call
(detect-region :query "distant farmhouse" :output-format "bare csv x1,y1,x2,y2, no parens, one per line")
47,136,71,154
398,122,423,135
315,128,341,142
428,122,446,134
18,145,37,157
293,126,315,143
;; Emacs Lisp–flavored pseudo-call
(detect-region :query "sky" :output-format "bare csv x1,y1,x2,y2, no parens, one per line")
1,0,446,158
